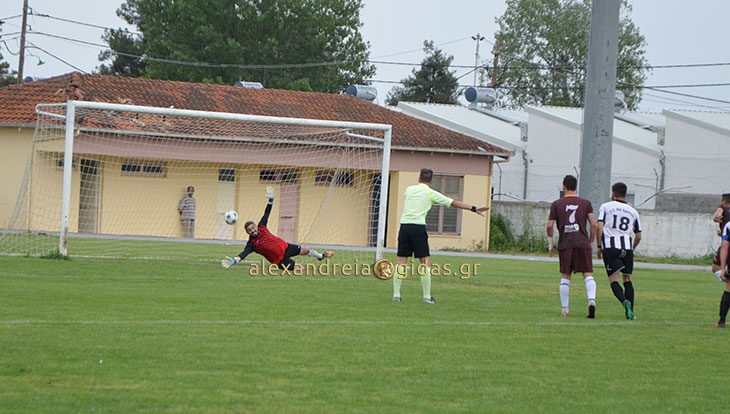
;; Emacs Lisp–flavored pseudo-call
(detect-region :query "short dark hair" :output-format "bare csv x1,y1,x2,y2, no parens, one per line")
722,193,730,203
612,182,628,198
244,221,255,229
187,185,195,192
419,168,433,183
562,175,577,191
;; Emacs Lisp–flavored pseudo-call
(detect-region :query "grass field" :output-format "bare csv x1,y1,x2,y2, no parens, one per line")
0,247,726,413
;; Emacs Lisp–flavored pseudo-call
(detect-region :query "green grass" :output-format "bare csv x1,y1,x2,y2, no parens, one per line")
0,249,726,413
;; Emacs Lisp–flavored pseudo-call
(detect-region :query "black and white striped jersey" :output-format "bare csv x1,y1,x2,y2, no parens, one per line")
597,199,642,250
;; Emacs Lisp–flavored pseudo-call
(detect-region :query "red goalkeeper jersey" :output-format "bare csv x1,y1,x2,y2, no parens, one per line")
251,225,288,264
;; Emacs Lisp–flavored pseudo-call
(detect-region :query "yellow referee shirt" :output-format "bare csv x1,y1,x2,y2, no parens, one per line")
400,183,454,225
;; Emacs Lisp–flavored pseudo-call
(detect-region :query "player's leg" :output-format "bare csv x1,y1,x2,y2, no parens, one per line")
604,248,633,319
558,249,573,316
717,282,730,328
413,226,435,304
712,246,722,276
394,225,414,302
575,247,596,318
277,257,297,271
417,256,435,304
297,245,333,260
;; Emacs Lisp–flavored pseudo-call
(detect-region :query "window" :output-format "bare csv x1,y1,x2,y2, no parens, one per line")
280,171,299,183
315,170,334,186
425,175,463,235
334,172,354,187
219,168,236,182
143,164,164,174
259,169,278,182
121,163,141,173
55,157,77,170
121,161,166,176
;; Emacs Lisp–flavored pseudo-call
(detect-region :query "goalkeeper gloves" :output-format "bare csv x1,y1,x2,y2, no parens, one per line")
221,256,240,269
265,186,275,203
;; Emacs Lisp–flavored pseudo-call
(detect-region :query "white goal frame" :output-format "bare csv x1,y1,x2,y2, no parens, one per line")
35,100,392,260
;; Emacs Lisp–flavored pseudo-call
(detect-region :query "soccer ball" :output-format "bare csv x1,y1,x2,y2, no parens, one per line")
224,210,238,225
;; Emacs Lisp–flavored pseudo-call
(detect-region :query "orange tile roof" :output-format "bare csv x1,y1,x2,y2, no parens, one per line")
0,72,510,155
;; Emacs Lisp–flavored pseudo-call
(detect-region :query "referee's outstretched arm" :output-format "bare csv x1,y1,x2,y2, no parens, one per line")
450,199,489,216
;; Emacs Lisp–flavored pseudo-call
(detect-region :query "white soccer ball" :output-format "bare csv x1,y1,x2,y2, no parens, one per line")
224,210,238,225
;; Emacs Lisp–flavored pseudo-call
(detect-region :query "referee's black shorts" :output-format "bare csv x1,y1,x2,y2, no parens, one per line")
397,224,429,258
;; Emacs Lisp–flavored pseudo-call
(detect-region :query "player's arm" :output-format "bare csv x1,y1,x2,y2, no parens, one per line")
714,207,724,223
546,219,555,256
258,186,276,226
633,215,642,249
596,221,605,259
450,199,489,216
588,212,597,244
720,239,730,282
222,242,255,268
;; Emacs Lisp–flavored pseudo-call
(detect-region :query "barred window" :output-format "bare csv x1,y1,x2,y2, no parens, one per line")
425,175,463,235
219,168,236,182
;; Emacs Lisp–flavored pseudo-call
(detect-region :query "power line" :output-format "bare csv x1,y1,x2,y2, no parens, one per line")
23,11,730,72
27,42,86,73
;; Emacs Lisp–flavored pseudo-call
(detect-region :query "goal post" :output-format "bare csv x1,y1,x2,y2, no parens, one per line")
2,100,391,266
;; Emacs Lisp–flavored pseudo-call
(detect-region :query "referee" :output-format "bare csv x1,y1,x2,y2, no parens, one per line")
393,168,490,304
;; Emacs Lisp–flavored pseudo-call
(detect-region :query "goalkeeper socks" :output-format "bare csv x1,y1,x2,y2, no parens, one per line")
420,266,432,299
584,276,596,303
560,278,570,309
610,281,626,303
720,291,730,323
307,249,324,260
623,281,634,308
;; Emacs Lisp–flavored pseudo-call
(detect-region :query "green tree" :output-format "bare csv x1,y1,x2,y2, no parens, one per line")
491,0,648,110
386,41,459,106
0,24,18,86
97,0,375,92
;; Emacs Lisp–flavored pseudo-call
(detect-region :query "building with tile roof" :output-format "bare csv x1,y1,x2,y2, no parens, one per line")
0,73,510,253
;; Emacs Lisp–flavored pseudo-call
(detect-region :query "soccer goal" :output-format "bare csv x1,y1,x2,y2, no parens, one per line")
0,101,391,266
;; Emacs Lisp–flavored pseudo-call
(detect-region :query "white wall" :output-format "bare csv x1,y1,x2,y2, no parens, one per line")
663,114,730,194
524,109,661,209
492,149,525,202
492,201,717,259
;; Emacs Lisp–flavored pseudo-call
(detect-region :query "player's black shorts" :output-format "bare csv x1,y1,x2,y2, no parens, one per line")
397,224,429,258
602,248,634,276
277,243,302,270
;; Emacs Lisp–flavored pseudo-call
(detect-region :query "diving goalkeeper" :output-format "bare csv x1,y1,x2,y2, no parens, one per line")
221,186,334,270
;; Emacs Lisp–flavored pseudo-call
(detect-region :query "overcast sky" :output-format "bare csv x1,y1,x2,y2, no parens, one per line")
1,0,729,112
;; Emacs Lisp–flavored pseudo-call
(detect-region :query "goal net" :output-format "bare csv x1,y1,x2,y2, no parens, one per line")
0,101,391,270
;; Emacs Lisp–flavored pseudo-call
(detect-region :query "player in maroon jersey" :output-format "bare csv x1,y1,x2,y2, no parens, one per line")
547,175,598,318
711,193,730,278
221,187,333,270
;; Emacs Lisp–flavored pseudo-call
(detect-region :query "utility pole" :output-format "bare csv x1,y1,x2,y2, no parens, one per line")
491,39,500,89
578,0,620,211
471,33,484,87
17,0,29,84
